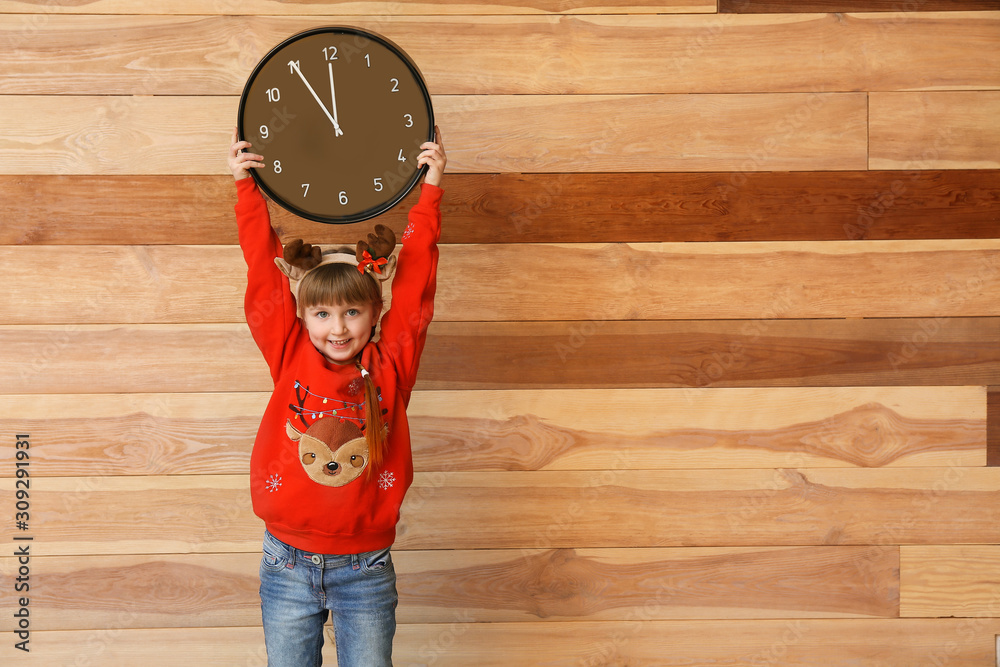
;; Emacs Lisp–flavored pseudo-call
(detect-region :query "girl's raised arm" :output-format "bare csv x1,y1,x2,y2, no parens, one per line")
230,130,298,378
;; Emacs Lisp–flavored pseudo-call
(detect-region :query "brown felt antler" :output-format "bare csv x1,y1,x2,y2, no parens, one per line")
282,238,323,271
356,224,396,263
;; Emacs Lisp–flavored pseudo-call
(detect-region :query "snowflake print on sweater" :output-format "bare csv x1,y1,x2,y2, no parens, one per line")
378,471,396,490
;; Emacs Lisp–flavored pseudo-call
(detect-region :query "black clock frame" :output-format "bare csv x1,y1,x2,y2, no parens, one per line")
237,26,435,224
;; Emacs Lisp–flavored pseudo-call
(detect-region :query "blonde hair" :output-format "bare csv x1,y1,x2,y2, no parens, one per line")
297,257,388,478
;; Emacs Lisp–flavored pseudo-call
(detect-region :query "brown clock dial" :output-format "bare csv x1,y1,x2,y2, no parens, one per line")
238,27,434,224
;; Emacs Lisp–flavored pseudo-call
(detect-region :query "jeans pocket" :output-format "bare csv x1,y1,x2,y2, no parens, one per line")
359,547,393,576
260,532,290,572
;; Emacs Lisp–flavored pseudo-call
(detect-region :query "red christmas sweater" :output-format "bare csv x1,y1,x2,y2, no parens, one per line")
235,177,442,555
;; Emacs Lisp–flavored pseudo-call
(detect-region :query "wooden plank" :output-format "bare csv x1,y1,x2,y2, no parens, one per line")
0,387,985,476
401,546,900,621
0,553,263,632
0,393,265,477
402,468,1000,551
0,96,233,176
0,324,269,395
407,386,987,470
3,469,1000,554
436,240,1000,321
416,318,1000,390
870,91,1000,170
0,0,713,14
0,93,869,174
3,318,999,394
2,171,1000,245
0,627,273,666
393,618,1000,666
0,474,260,555
900,545,1000,618
3,240,997,324
0,175,241,245
4,620,1000,666
479,169,1000,244
0,545,899,632
0,245,251,324
443,93,868,173
3,13,998,96
721,0,1000,11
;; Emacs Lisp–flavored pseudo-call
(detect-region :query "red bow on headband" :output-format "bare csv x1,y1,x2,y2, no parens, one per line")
357,250,387,275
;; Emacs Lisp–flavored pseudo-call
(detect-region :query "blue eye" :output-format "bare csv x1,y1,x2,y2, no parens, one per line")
346,308,360,317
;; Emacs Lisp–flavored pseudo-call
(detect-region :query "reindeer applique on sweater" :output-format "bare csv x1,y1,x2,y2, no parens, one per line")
286,417,369,488
283,378,387,488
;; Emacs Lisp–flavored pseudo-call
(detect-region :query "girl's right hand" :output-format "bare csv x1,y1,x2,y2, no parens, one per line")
228,127,264,180
417,126,446,187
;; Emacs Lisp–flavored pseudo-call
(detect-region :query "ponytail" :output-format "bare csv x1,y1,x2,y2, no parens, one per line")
356,360,387,479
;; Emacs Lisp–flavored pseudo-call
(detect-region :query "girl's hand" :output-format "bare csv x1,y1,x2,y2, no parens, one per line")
228,127,265,181
417,126,447,187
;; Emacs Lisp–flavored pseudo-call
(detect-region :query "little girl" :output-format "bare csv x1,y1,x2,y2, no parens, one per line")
228,127,447,667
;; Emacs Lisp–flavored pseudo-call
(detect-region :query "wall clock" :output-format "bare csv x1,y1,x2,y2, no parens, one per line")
237,26,434,224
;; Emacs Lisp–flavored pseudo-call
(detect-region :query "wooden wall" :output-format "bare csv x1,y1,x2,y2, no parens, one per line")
1,1,999,665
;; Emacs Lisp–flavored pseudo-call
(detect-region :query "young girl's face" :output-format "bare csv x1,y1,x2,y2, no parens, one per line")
302,301,380,365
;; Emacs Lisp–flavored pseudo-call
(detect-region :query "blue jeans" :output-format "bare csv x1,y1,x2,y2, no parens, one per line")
259,530,397,667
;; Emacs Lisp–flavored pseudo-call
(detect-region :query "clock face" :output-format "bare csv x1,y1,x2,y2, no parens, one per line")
238,27,434,224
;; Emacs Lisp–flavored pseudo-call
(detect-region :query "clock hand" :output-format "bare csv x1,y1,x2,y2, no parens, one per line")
288,60,343,136
328,62,343,137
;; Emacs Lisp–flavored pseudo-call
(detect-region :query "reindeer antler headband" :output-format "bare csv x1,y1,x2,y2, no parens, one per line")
274,224,398,319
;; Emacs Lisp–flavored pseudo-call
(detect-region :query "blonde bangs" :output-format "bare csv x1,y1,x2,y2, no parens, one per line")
297,262,382,311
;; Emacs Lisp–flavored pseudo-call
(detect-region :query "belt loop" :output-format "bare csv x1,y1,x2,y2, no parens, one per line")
351,553,361,571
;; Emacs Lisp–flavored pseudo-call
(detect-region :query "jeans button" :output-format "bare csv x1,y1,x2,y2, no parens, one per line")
310,554,322,565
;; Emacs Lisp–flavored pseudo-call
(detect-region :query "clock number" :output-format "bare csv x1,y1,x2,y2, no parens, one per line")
365,54,371,68
266,87,280,103
373,178,383,192
339,191,349,205
273,160,282,174
287,61,300,73
259,125,269,139
397,149,407,162
390,78,399,93
323,46,338,61
301,184,310,197
403,114,413,128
